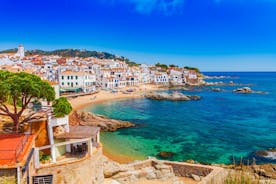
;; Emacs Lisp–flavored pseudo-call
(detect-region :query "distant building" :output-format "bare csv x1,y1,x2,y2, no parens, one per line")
15,45,25,59
152,72,169,84
59,71,96,93
57,57,67,65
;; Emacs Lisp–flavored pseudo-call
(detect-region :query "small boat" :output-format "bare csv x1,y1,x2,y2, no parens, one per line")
126,89,134,92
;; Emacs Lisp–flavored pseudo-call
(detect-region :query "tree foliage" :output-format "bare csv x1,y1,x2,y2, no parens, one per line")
52,97,72,118
0,71,55,132
184,66,200,73
169,64,179,68
155,62,168,70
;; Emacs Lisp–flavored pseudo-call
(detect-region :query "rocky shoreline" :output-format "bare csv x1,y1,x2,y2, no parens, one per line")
69,111,135,131
232,87,268,94
145,91,201,101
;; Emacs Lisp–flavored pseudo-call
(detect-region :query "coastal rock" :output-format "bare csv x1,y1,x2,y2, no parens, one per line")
185,159,196,164
253,164,276,179
103,156,131,178
232,87,268,94
211,88,222,92
145,92,200,101
157,151,176,159
191,174,201,181
233,87,252,93
255,148,276,160
255,150,269,157
69,111,135,132
103,158,180,183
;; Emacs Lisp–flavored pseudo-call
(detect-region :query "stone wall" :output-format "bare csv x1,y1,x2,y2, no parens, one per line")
165,162,212,177
164,161,227,184
0,168,16,184
35,148,104,184
104,158,184,184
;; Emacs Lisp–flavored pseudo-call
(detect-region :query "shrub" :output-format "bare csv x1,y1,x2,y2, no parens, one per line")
52,97,72,117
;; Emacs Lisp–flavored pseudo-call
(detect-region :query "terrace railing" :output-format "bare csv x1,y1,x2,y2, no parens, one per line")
0,134,30,162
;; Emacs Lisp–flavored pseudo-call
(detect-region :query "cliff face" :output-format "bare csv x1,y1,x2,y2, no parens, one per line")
69,111,135,131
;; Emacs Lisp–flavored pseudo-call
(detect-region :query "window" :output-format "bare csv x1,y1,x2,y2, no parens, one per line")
67,76,70,80
71,76,73,79
76,82,78,85
62,82,64,86
67,82,70,86
75,76,78,80
61,76,64,80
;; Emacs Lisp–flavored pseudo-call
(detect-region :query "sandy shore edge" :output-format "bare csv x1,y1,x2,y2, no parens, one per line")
69,85,162,163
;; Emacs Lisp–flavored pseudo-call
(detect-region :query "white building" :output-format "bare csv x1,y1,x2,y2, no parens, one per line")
169,69,185,84
59,71,96,93
15,45,25,59
152,72,169,84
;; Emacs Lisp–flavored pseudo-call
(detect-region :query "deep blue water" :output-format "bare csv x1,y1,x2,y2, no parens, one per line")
84,72,276,164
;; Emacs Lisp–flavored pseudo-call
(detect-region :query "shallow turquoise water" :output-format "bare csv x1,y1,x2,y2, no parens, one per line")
84,72,276,164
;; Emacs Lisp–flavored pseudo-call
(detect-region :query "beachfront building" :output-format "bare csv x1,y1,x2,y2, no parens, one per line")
151,72,169,84
101,76,127,89
168,68,186,84
185,70,199,85
59,71,96,93
139,64,151,83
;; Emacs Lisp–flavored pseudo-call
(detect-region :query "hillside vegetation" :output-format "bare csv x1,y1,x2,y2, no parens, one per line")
0,48,139,66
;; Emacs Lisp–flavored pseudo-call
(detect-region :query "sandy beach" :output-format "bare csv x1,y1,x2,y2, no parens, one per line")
69,84,163,163
69,84,162,110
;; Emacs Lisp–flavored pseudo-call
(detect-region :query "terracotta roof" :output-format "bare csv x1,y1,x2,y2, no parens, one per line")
61,71,90,76
0,134,35,167
44,80,58,85
55,126,100,139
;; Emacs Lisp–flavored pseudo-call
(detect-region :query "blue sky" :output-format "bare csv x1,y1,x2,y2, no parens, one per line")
1,0,276,71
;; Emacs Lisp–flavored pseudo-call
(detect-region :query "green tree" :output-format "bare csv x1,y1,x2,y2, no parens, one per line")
0,71,55,132
169,64,178,68
184,66,200,73
52,97,72,118
155,62,168,70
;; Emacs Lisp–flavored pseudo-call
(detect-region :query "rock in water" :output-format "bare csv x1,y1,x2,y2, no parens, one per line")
69,111,135,131
157,151,176,159
145,92,200,101
233,87,252,93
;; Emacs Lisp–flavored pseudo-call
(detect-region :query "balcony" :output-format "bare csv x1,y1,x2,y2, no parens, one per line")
49,115,69,127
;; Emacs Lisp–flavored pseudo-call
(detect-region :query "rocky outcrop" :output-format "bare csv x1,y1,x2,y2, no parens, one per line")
103,157,183,184
157,151,176,159
145,92,200,101
255,148,276,160
69,111,135,131
204,81,254,87
252,164,276,179
233,87,268,94
233,87,252,93
211,88,221,92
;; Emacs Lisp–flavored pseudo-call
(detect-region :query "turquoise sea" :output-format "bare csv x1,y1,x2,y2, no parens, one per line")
84,72,276,164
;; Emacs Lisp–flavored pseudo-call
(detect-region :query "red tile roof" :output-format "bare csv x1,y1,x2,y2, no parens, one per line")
0,134,35,167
